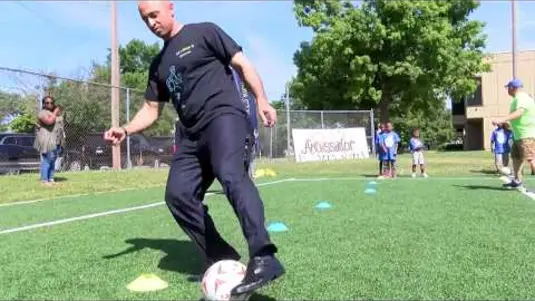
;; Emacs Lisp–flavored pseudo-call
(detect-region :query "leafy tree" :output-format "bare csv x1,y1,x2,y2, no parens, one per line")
42,39,175,143
392,102,454,150
97,39,175,136
0,90,38,119
292,0,490,123
10,113,36,133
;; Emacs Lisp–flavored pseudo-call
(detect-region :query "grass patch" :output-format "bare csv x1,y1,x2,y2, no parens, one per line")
0,151,520,204
2,151,535,300
2,177,535,299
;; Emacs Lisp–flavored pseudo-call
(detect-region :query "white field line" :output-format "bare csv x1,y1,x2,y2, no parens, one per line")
0,178,296,235
0,176,508,235
0,176,501,208
521,190,535,200
498,176,535,201
289,176,500,182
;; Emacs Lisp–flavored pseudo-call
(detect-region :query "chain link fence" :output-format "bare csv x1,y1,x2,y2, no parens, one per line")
0,67,374,174
0,67,176,173
257,109,374,159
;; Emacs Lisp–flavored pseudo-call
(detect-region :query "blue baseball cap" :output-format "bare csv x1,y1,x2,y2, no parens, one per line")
505,79,523,88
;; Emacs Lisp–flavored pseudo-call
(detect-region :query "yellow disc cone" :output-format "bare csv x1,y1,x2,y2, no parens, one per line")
254,169,266,178
127,273,168,292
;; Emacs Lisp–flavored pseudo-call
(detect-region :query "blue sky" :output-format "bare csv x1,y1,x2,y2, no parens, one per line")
1,0,534,101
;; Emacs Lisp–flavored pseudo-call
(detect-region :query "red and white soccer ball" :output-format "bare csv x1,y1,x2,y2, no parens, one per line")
201,260,247,301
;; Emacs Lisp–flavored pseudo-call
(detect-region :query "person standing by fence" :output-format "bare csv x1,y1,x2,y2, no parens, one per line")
34,96,63,185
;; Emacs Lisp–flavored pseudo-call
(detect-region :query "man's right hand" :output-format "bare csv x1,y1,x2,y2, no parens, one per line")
104,127,127,145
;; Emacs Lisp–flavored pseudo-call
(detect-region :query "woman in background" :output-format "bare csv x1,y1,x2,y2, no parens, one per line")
34,96,63,185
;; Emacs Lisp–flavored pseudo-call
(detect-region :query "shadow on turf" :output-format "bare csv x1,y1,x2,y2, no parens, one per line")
469,169,498,175
453,184,508,191
53,176,68,182
103,238,277,300
362,174,380,178
103,238,203,276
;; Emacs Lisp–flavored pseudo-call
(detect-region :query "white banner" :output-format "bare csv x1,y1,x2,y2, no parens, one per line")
292,127,370,162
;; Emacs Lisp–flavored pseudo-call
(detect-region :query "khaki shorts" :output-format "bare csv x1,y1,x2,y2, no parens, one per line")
494,153,510,168
511,138,535,161
412,151,425,165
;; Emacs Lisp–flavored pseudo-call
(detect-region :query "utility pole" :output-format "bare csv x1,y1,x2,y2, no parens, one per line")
111,0,121,169
512,0,518,79
285,83,291,152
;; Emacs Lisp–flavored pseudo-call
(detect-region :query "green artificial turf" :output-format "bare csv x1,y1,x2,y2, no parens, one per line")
3,174,535,300
0,150,512,204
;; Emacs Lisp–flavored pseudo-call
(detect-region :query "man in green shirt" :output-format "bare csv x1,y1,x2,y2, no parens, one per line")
492,79,535,189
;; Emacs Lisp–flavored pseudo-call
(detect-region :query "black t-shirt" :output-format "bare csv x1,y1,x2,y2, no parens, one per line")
144,22,248,134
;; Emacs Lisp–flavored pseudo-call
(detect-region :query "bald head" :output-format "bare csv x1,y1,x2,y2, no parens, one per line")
138,0,180,40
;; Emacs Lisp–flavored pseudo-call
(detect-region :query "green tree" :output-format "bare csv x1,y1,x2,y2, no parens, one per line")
292,0,490,122
392,102,454,150
43,39,175,143
9,113,36,133
96,39,175,136
44,75,110,148
0,90,38,119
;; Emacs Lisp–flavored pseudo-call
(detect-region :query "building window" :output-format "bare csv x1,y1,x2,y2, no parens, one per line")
451,100,465,115
466,77,482,106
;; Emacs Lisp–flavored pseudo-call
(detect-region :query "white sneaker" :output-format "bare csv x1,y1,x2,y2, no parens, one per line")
422,173,429,178
411,173,416,178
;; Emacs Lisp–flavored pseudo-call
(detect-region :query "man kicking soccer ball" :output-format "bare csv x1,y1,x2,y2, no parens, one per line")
492,79,535,189
104,1,284,299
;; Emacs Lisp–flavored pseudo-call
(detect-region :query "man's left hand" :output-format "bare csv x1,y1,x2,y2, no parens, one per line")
257,100,277,128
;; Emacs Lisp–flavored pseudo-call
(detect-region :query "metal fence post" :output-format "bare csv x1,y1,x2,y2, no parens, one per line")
285,85,291,154
370,109,375,155
320,111,324,128
126,88,132,169
270,127,274,159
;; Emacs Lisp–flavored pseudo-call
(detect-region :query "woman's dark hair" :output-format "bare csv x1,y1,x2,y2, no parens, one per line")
42,95,55,105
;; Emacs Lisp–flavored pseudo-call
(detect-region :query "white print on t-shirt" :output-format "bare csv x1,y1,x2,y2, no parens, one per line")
166,65,184,103
384,134,395,147
495,131,505,144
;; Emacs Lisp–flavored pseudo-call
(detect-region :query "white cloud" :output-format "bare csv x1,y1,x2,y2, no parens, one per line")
244,34,296,100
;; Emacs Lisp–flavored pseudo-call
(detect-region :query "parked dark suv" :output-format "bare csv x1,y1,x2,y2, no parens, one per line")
64,133,171,170
0,132,172,174
0,133,41,174
0,133,85,174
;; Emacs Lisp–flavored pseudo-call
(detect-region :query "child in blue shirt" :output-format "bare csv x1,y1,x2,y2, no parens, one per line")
379,121,401,178
409,128,428,178
491,123,512,174
375,123,385,176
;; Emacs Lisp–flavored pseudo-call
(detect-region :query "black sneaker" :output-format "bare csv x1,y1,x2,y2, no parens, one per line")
230,255,285,300
503,180,523,189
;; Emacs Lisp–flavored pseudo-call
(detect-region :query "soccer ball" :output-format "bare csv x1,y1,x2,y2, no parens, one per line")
201,260,247,301
500,167,512,176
